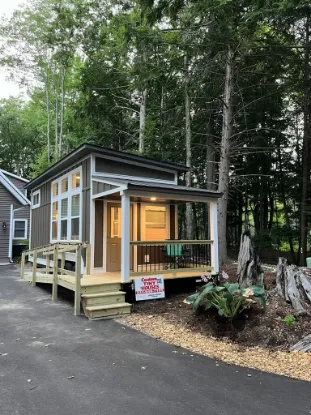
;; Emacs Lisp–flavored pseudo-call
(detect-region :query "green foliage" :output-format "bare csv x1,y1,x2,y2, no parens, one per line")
186,283,266,319
284,315,296,326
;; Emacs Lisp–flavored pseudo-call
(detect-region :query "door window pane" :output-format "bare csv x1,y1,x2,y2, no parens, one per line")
71,218,80,240
61,199,68,218
110,207,121,238
71,195,80,217
61,220,67,240
72,173,80,189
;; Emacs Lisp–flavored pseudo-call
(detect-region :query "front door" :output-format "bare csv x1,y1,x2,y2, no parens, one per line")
107,203,122,272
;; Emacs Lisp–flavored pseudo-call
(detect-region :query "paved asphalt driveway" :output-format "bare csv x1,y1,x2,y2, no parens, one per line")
0,266,310,415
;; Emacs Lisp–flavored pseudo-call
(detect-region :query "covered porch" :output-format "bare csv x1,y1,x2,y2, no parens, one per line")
90,177,221,283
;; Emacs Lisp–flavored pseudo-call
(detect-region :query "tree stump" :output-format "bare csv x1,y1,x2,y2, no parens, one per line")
237,231,264,288
276,257,311,316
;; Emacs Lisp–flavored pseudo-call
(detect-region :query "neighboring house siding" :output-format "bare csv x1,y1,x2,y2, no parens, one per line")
30,156,91,248
0,184,26,261
95,157,176,182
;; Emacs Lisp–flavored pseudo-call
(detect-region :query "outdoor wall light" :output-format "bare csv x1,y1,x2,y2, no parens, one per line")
2,222,7,229
150,197,157,201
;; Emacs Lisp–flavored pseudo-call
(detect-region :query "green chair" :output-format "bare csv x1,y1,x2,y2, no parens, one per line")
165,243,185,269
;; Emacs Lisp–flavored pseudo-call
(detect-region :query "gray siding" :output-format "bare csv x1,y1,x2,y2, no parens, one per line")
30,182,51,249
95,157,175,182
92,182,117,195
0,184,29,261
30,156,92,248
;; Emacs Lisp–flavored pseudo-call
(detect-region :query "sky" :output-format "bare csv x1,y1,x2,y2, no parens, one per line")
0,0,25,99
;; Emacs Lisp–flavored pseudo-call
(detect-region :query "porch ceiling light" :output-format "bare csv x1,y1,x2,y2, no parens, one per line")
150,197,157,201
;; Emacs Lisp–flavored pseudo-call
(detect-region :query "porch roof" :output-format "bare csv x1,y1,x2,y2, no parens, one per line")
92,176,221,201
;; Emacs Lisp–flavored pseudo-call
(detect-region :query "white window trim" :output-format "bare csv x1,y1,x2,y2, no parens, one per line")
50,167,82,243
31,189,41,209
13,219,28,240
141,203,170,241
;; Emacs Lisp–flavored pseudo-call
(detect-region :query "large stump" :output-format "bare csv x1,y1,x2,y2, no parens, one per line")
237,231,264,288
276,257,311,316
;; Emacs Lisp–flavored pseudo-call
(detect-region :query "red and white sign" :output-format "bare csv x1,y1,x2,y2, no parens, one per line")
134,276,165,301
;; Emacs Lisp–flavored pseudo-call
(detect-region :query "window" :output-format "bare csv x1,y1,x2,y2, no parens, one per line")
32,190,40,209
143,205,168,241
61,178,68,193
13,220,27,239
72,173,80,190
52,183,58,197
51,168,82,242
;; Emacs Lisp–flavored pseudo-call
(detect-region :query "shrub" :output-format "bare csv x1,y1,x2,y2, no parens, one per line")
186,282,266,319
284,315,296,326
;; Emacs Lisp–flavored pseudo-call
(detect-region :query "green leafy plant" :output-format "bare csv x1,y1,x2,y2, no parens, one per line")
186,282,266,319
284,315,296,326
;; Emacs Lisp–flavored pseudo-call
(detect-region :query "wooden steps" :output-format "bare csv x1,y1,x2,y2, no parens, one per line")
81,283,132,320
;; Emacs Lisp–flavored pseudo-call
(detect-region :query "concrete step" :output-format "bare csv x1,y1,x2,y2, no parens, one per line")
85,303,132,319
81,291,126,306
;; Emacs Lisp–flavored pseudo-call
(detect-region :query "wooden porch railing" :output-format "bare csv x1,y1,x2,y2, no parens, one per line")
20,242,91,316
129,240,213,276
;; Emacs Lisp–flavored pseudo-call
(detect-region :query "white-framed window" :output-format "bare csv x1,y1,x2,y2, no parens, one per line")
13,219,28,240
51,168,82,242
141,204,169,241
31,190,40,209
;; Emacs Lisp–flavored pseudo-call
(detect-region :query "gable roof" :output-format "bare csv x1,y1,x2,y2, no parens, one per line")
25,143,189,190
0,169,29,184
0,170,30,205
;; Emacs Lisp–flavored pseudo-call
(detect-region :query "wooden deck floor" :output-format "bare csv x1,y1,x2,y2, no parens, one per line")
23,269,203,291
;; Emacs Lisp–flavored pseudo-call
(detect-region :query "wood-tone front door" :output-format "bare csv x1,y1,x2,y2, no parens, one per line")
107,203,122,272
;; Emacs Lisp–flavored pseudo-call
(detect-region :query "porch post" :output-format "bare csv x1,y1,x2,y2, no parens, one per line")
209,200,219,273
121,191,130,283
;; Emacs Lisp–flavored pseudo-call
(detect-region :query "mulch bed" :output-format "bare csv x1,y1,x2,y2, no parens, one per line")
129,262,311,350
120,261,311,381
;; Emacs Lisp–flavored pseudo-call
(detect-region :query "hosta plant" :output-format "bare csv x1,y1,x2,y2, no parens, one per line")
186,282,266,319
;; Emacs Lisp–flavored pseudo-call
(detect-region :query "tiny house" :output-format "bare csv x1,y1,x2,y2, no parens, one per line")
23,144,221,318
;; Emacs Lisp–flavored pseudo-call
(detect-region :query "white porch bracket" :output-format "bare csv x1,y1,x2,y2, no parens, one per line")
209,200,219,273
120,190,131,283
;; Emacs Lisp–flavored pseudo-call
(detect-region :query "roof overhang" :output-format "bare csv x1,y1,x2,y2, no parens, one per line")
92,176,221,202
25,144,189,191
0,171,30,205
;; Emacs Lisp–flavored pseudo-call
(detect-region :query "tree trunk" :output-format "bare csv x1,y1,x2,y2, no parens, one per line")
276,257,311,316
206,109,215,191
45,73,51,165
218,47,234,263
59,66,66,158
299,16,311,266
237,231,264,288
184,52,193,240
139,88,147,154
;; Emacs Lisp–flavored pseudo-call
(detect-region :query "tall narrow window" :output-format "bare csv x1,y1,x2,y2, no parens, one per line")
51,168,82,242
